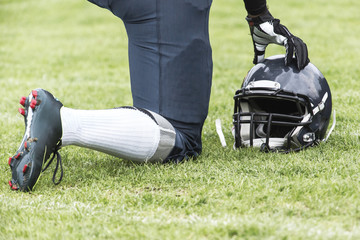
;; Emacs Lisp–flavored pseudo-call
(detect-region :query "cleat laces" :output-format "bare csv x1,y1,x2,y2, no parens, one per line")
41,141,63,185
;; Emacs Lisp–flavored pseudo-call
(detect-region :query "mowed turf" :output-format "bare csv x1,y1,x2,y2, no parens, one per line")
1,0,360,239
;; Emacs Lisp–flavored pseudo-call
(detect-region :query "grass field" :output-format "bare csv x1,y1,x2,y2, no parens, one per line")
1,0,360,239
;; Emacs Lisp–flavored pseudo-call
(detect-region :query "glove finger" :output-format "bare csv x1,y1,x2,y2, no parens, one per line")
293,37,310,69
272,20,289,45
284,38,294,66
253,43,267,64
274,21,292,39
254,52,265,64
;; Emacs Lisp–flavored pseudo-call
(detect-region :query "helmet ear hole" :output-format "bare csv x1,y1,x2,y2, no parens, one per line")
292,128,316,148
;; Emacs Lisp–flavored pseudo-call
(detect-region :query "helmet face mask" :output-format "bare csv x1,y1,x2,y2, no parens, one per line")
233,55,332,152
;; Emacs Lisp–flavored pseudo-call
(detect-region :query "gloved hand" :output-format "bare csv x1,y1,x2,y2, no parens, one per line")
246,10,310,70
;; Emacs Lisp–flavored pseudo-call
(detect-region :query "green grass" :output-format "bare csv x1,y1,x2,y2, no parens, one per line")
1,0,360,239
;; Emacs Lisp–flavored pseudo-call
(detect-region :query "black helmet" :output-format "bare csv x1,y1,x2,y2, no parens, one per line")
233,55,332,152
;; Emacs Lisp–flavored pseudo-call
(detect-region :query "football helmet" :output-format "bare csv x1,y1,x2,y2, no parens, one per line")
233,55,332,152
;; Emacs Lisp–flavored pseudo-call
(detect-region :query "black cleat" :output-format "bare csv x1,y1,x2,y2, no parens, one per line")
8,89,63,191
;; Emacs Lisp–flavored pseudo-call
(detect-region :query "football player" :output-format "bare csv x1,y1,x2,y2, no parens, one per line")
8,0,309,191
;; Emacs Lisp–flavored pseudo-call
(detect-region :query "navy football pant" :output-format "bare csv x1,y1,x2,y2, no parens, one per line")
88,0,213,161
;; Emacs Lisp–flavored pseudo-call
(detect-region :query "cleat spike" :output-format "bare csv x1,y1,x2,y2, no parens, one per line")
9,181,18,190
30,99,37,109
24,141,28,150
18,108,25,116
32,90,38,99
20,96,26,106
14,153,21,159
23,164,28,173
8,157,12,166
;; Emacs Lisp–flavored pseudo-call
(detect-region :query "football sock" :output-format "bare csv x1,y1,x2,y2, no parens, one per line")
60,106,176,162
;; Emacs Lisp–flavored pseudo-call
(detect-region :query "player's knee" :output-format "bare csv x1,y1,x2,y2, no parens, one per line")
143,110,177,162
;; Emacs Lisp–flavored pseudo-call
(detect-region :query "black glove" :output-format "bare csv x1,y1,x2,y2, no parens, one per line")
246,10,310,70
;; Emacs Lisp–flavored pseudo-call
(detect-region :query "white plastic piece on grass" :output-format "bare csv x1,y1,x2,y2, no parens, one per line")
215,119,227,147
324,110,336,142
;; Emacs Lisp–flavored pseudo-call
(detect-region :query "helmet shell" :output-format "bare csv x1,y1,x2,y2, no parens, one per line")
234,55,332,151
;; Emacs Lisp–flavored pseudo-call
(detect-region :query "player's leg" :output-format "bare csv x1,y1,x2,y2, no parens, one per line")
152,0,213,162
8,89,176,191
91,0,213,161
60,106,176,163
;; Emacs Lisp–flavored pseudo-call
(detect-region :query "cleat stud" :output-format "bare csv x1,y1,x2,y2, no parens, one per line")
14,153,21,159
18,108,25,116
23,164,28,173
24,141,28,149
9,181,18,190
30,99,37,109
20,96,26,106
8,157,12,166
32,90,38,99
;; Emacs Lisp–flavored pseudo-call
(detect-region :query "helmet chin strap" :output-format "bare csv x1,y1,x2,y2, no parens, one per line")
312,92,328,115
291,92,330,139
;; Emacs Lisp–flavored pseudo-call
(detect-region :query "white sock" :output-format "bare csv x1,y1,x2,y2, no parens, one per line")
60,107,176,163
